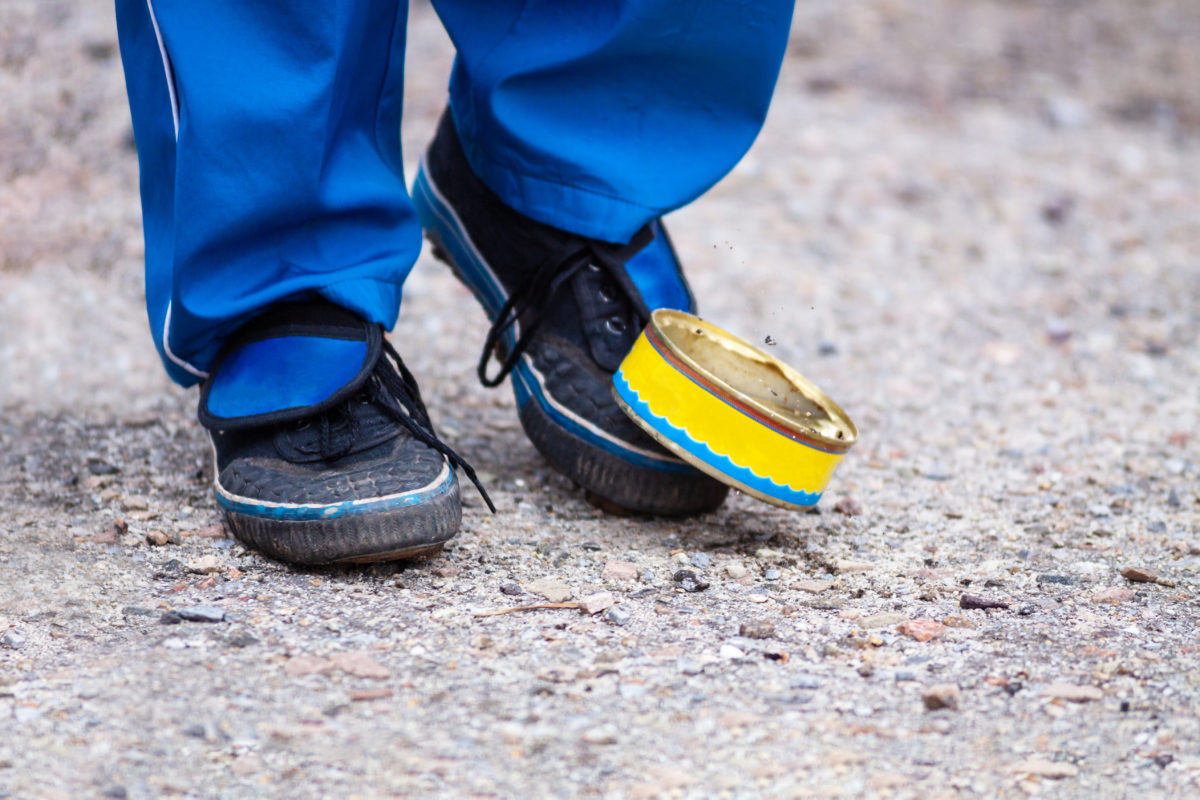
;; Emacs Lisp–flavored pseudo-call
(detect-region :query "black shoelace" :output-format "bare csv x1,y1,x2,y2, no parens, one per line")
477,226,655,387
290,338,495,513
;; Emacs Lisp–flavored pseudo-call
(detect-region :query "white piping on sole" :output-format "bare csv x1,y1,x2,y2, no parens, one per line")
212,441,454,512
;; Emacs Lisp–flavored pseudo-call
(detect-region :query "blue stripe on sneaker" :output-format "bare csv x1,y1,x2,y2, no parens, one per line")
217,462,457,522
413,166,694,475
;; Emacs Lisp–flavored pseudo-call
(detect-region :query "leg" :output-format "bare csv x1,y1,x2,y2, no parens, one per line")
435,0,794,242
416,0,792,514
116,0,417,384
116,0,477,564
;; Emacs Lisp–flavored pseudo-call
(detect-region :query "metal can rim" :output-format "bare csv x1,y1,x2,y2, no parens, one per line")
645,309,858,453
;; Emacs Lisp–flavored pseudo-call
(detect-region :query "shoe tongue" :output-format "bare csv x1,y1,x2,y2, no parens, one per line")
624,220,695,314
197,301,382,431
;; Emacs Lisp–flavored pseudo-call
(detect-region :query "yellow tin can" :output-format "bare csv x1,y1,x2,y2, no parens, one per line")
612,309,857,510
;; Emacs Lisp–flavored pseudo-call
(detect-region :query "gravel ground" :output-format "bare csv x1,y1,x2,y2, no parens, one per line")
3,2,1200,798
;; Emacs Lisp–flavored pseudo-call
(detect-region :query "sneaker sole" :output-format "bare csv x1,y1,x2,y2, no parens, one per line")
216,456,462,566
413,163,727,516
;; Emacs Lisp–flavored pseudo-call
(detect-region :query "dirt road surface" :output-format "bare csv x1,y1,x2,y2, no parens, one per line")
3,2,1199,798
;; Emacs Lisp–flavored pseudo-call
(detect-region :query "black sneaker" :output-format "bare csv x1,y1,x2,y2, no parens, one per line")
412,112,728,516
197,301,491,565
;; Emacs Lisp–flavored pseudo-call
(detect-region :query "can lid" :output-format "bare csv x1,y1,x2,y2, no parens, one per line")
646,309,857,452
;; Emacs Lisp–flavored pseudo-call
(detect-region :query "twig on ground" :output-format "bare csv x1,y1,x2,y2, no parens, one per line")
472,603,582,617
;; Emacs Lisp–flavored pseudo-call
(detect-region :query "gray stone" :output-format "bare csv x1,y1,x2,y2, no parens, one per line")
579,592,615,615
604,606,631,626
922,684,960,711
673,570,710,593
0,631,25,650
739,620,775,639
525,579,572,603
185,555,223,575
161,606,226,624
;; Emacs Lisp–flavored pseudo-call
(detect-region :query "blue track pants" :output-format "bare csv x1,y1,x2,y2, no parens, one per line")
116,0,794,386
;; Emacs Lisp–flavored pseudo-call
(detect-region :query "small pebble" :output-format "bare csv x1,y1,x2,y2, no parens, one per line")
145,530,170,547
161,606,226,624
1042,683,1102,703
580,541,602,551
673,570,710,593
1043,96,1090,129
1036,574,1076,585
725,563,748,579
897,619,945,642
1120,566,1160,584
525,579,572,603
833,496,862,516
689,552,711,569
182,724,208,739
601,561,638,583
720,644,746,659
604,606,631,626
922,684,960,711
226,632,259,648
122,495,149,511
92,519,127,544
764,569,781,581
739,620,775,639
579,592,615,615
186,555,223,575
959,594,1009,610
861,612,906,629
499,582,523,596
0,631,26,650
924,465,952,481
1091,587,1135,604
1044,317,1072,343
580,727,618,745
